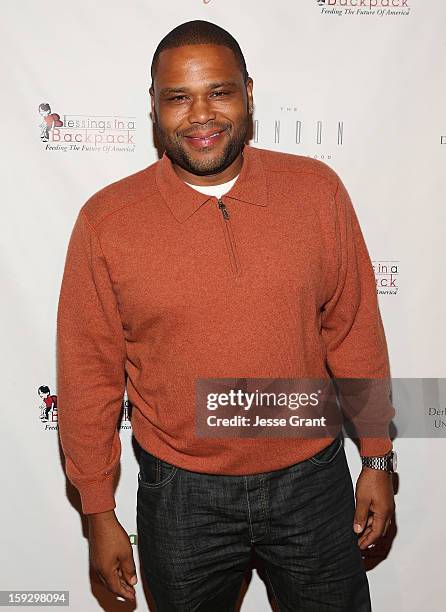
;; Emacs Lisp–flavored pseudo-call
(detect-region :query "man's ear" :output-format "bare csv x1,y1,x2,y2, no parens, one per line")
246,77,254,114
149,86,156,123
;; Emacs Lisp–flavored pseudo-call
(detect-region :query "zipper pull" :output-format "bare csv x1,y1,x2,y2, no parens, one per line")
218,198,230,220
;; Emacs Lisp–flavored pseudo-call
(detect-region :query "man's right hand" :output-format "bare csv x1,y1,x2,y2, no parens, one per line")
87,510,137,602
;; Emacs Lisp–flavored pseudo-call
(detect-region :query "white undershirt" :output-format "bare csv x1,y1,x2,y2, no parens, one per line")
184,174,239,199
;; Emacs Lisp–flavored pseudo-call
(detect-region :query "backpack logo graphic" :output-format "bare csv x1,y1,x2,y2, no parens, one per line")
38,385,58,423
38,103,63,142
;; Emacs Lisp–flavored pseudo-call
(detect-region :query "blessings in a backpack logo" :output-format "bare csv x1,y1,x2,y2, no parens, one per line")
38,101,136,153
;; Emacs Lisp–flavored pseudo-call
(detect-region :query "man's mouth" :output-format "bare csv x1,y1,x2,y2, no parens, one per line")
183,129,226,149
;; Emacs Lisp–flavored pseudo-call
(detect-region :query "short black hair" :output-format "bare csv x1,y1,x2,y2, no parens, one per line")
150,20,249,90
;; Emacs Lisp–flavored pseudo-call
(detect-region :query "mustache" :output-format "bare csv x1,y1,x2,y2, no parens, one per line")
181,125,230,138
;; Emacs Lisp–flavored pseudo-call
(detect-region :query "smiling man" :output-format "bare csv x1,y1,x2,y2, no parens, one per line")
57,19,396,611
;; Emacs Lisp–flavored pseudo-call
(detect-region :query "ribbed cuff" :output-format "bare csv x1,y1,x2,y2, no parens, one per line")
359,436,393,457
76,477,116,515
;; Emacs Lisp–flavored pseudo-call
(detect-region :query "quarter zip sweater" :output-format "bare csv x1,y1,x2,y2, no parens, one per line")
56,143,395,515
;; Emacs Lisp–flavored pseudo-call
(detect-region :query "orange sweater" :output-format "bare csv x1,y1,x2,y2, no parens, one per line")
56,144,394,514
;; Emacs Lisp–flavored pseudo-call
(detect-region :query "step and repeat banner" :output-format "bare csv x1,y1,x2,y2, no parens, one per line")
2,1,445,610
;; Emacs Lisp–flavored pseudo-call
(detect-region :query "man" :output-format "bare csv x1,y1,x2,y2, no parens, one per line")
57,19,396,611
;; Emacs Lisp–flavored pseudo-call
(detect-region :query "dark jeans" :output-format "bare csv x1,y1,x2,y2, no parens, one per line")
136,434,371,611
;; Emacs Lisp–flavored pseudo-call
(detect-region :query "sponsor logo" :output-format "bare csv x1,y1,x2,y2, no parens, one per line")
317,0,410,17
252,105,343,160
38,101,136,153
38,385,132,430
373,260,399,295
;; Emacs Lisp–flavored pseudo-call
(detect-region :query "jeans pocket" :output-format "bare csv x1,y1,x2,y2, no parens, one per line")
138,447,178,489
308,434,344,466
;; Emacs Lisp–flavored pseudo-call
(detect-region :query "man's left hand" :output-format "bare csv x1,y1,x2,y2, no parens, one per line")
353,467,395,550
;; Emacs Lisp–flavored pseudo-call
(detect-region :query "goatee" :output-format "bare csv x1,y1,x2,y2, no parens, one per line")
155,120,249,176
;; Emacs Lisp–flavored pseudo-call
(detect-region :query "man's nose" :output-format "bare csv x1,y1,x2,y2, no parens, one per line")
187,96,216,124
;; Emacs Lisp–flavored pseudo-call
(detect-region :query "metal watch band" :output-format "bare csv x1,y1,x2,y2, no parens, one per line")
361,450,397,473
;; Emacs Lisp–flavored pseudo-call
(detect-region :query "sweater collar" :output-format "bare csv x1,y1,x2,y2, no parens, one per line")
155,143,269,223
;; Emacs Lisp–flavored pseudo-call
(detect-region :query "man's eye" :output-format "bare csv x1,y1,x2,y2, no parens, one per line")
212,91,229,97
169,95,187,101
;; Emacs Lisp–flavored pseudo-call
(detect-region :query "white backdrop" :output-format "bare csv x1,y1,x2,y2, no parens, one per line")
2,1,445,610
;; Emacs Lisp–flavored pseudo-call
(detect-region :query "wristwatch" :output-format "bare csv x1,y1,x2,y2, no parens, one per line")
361,450,397,473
